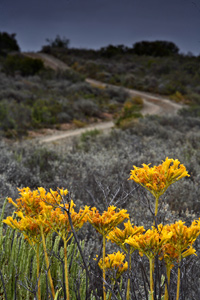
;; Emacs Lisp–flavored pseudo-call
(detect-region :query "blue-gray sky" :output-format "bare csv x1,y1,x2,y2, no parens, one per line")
1,0,200,55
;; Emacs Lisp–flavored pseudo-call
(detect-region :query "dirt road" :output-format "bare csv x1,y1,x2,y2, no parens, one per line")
23,52,70,71
23,52,183,143
85,78,182,116
41,121,113,143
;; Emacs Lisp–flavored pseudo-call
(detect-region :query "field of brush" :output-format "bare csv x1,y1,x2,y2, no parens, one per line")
1,111,200,299
0,47,200,299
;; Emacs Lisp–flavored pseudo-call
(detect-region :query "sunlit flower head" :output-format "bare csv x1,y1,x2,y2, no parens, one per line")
3,213,47,245
159,220,200,263
125,226,173,259
98,251,128,278
129,157,190,198
47,202,89,241
87,206,129,236
4,187,89,244
107,220,145,253
7,187,68,217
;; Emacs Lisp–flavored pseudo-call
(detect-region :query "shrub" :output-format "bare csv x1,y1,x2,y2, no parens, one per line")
72,119,86,128
170,91,186,102
32,99,61,127
179,105,200,118
115,97,143,127
74,98,100,118
0,89,32,102
80,129,101,142
132,40,179,56
3,55,44,76
0,32,20,56
99,44,128,58
42,34,70,50
0,100,32,136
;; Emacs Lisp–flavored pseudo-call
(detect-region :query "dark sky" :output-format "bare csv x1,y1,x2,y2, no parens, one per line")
1,0,200,55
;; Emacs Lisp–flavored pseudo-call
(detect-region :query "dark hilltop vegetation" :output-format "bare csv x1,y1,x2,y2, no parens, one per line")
0,33,200,299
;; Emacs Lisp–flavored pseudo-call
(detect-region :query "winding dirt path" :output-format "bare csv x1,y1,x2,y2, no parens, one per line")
85,78,182,116
23,52,183,143
41,121,113,143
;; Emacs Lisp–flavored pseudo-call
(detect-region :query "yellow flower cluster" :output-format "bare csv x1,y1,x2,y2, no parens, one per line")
48,202,89,241
125,226,173,259
108,220,145,253
87,205,129,235
98,251,128,278
129,157,190,198
124,220,200,262
7,187,68,215
4,187,88,244
159,220,200,265
4,212,43,244
3,187,90,299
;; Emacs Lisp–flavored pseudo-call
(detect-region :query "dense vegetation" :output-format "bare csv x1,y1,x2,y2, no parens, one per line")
1,112,200,299
2,54,44,76
1,112,199,217
0,64,134,137
0,33,143,137
0,32,20,56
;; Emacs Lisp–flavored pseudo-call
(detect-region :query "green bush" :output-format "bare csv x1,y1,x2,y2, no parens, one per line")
42,34,70,51
179,105,200,118
0,32,20,56
3,55,44,76
115,96,143,127
31,99,59,127
132,40,179,56
0,100,32,137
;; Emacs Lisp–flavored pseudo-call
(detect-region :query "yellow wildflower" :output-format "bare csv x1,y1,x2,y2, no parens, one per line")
129,157,190,199
3,213,45,245
160,220,200,263
107,220,145,253
98,251,128,278
47,201,89,241
8,187,68,217
87,206,129,236
125,226,172,259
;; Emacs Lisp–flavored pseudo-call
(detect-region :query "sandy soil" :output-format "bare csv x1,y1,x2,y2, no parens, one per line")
23,52,183,143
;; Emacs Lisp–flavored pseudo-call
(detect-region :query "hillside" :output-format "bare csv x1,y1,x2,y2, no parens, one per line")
46,44,200,111
0,49,186,139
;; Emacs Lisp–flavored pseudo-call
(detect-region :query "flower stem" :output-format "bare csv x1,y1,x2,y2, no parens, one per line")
149,257,154,300
64,239,70,300
40,226,55,298
176,258,181,300
155,195,159,217
164,265,171,300
103,235,106,300
36,243,41,300
126,249,131,300
108,279,115,300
